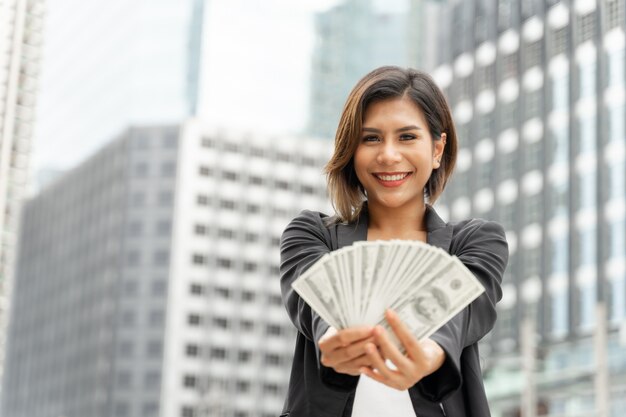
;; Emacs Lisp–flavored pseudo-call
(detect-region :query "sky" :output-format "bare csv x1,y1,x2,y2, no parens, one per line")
32,0,341,174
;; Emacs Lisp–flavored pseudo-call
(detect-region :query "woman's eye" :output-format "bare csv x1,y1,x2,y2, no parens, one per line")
362,135,379,142
400,134,417,141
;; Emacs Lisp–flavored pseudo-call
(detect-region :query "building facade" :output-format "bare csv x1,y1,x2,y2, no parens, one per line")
0,0,45,401
431,0,626,415
32,0,205,171
2,122,331,417
307,0,414,140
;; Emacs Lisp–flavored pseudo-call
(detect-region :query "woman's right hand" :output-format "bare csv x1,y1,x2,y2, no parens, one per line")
318,326,376,376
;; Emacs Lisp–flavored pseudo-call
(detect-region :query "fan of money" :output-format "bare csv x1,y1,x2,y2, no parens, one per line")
292,240,485,343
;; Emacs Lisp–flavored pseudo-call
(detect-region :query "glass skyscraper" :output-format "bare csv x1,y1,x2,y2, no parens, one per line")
431,0,626,415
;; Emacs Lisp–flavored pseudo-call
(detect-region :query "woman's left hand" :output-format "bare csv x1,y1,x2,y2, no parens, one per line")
359,309,446,390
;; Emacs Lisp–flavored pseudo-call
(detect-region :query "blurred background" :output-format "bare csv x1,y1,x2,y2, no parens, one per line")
0,0,625,416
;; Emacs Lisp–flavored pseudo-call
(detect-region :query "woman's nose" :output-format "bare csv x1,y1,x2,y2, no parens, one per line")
376,142,402,165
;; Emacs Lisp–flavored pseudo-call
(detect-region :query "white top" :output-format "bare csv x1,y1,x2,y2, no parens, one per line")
352,375,417,417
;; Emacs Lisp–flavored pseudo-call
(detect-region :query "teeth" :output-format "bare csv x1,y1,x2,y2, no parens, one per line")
376,173,409,181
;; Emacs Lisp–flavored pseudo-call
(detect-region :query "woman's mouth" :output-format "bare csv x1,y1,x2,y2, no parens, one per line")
372,172,412,187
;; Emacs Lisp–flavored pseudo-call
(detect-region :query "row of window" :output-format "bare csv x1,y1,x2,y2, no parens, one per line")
134,161,177,177
200,137,325,168
195,194,300,218
188,283,283,306
198,165,324,194
186,314,289,336
190,254,280,275
181,374,284,396
192,223,281,245
117,338,163,357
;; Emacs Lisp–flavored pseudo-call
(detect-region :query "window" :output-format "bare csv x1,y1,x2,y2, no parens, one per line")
155,220,170,236
220,199,235,210
268,294,282,306
266,324,282,336
152,280,167,296
158,191,173,206
264,353,281,366
144,372,161,388
188,314,201,326
240,319,253,331
149,310,164,326
181,406,195,417
218,228,234,239
222,170,238,181
242,290,255,301
128,221,143,237
161,162,176,177
244,232,259,242
211,347,227,359
192,254,206,265
183,375,197,388
199,166,212,176
236,380,250,393
119,341,134,357
243,262,256,272
215,287,231,298
123,280,138,296
121,310,136,326
126,251,141,266
246,203,260,214
135,163,148,176
275,180,290,190
132,192,145,207
238,350,251,363
190,283,203,295
186,344,199,357
194,224,208,235
117,371,132,388
143,403,159,417
217,257,232,269
213,317,229,329
153,250,169,266
196,194,209,206
146,341,162,357
249,175,263,185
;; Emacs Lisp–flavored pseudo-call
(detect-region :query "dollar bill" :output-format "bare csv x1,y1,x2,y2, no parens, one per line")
291,241,485,346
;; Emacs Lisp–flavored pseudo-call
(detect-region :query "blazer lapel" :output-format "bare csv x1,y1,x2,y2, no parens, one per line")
335,204,452,252
425,205,453,253
336,209,368,249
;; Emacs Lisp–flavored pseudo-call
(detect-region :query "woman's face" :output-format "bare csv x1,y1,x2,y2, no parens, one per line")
354,95,445,212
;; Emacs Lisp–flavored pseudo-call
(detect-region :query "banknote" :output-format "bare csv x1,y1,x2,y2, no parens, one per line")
292,240,485,347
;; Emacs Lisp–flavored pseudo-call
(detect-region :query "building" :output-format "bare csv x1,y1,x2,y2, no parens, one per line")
2,121,332,417
307,0,414,140
0,0,46,400
431,0,626,415
32,0,206,171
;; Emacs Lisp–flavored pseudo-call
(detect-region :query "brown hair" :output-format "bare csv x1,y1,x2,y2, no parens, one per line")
324,66,458,223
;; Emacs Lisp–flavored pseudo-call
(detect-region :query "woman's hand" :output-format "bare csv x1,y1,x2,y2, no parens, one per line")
360,309,446,390
318,326,376,376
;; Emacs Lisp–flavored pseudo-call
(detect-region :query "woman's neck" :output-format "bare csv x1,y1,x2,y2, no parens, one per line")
366,201,428,240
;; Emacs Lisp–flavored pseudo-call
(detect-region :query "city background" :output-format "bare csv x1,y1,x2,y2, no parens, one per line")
0,0,624,416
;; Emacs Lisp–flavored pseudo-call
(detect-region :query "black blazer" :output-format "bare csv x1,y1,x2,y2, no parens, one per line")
279,205,509,417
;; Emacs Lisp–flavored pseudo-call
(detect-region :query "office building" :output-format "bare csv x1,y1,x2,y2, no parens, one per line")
32,0,205,170
0,0,45,400
431,0,626,415
2,121,331,417
307,0,413,139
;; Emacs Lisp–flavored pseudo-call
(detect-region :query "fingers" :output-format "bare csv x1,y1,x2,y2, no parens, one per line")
319,326,373,352
384,309,421,356
320,336,375,368
371,325,412,371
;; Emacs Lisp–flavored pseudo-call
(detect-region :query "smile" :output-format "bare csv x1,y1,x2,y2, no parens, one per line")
373,172,412,181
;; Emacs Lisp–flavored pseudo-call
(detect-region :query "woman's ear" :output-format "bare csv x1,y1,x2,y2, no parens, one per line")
433,133,447,168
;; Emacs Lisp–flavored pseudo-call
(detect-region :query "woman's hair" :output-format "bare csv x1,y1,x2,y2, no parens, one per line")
324,66,458,223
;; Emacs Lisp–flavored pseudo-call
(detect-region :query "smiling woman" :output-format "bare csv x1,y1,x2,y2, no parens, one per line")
279,66,509,417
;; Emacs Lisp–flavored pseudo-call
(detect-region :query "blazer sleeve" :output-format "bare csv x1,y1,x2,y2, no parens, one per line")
279,210,360,392
414,219,509,402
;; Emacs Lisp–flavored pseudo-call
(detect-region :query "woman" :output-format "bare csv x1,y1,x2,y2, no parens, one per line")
279,66,508,417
